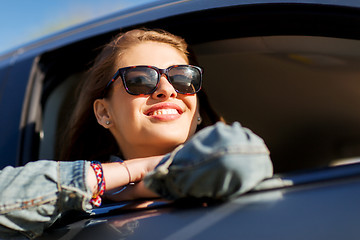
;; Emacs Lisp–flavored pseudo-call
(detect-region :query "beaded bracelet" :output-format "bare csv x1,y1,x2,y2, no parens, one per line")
90,161,106,207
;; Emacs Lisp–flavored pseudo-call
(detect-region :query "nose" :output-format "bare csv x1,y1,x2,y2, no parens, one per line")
152,74,177,99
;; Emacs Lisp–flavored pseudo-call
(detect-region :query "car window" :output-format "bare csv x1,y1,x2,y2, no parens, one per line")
26,3,360,174
34,34,360,174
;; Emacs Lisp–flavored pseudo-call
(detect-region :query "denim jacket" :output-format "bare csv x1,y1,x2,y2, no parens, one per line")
0,122,272,239
0,160,93,239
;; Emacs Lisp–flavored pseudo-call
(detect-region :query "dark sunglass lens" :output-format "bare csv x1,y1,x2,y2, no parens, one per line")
124,67,158,95
169,66,201,94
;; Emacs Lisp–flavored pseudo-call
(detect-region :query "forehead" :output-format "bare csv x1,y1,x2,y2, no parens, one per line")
116,42,188,68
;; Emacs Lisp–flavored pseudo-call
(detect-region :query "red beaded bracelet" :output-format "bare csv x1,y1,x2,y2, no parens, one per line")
90,161,106,207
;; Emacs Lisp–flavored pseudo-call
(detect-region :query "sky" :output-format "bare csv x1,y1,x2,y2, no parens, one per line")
0,0,160,55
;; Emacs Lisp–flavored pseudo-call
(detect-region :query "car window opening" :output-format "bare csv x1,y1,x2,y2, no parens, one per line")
38,35,360,174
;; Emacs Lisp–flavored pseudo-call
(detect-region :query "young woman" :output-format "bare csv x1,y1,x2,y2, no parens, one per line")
60,28,223,202
0,29,271,239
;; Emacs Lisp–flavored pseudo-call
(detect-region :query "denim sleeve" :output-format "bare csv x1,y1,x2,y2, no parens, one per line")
0,160,93,239
145,122,273,201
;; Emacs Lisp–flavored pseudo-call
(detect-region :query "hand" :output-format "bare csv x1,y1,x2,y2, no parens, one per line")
87,155,164,200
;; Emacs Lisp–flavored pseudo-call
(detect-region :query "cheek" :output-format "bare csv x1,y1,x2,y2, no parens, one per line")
188,96,200,125
188,95,199,115
108,89,141,123
181,94,197,108
181,96,198,128
111,99,142,122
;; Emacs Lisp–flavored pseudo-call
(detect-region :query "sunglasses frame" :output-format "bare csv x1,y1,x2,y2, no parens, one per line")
103,64,203,97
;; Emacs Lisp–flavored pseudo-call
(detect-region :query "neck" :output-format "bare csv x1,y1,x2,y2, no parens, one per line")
121,144,179,160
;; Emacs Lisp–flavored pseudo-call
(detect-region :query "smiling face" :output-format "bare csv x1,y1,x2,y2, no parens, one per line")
94,42,199,159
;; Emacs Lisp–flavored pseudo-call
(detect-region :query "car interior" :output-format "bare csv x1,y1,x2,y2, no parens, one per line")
24,4,360,174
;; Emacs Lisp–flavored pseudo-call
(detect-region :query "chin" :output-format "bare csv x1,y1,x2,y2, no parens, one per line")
143,121,197,146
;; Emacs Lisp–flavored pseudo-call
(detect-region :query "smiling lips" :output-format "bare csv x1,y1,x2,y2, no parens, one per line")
145,103,183,120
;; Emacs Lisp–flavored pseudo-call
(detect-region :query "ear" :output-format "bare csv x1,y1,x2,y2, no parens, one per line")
94,99,112,128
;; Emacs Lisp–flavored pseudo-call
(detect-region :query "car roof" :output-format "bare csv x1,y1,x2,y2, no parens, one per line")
1,0,360,65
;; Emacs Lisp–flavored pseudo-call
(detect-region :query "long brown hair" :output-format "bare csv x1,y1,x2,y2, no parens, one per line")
60,28,223,161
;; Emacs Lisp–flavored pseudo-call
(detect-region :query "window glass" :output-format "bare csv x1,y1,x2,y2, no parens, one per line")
193,36,360,172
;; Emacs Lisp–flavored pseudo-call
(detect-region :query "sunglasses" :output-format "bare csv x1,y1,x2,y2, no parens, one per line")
103,65,203,96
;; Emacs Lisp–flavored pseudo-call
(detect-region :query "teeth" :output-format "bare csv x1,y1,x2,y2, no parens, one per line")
151,109,178,116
